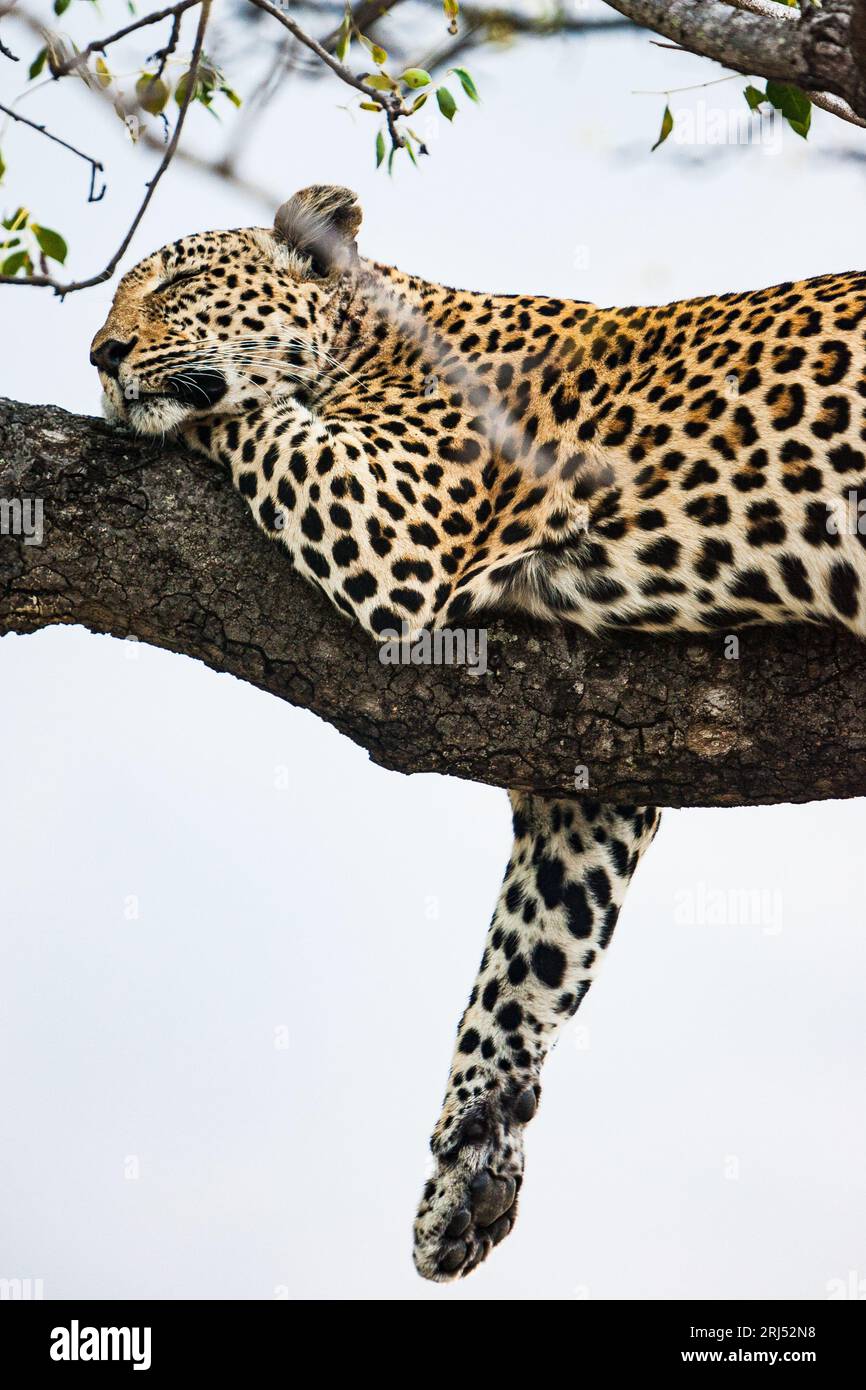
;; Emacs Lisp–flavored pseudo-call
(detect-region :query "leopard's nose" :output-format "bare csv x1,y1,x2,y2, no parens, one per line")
90,336,137,377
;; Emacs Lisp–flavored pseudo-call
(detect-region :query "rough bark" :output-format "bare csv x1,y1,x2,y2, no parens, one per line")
1,395,865,808
604,0,866,120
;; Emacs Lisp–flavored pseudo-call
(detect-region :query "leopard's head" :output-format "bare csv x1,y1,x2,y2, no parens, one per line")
90,184,363,434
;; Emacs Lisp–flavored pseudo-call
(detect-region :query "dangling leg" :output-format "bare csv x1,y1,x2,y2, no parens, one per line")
413,792,661,1281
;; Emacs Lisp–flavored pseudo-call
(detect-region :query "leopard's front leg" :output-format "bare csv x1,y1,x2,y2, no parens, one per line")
413,792,661,1281
184,401,458,642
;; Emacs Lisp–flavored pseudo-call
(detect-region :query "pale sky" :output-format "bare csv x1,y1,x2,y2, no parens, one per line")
1,3,865,1300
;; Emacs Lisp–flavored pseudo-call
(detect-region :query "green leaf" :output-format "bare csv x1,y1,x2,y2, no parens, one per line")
335,15,351,63
175,70,200,107
366,73,393,91
3,207,29,232
765,80,812,137
405,138,417,167
375,129,385,168
399,68,431,89
451,67,479,102
744,84,765,111
28,47,47,80
387,146,397,176
357,32,386,62
651,103,673,151
0,150,5,185
53,0,71,14
137,72,170,114
220,84,242,108
31,223,67,264
436,86,457,121
2,250,29,277
411,92,428,112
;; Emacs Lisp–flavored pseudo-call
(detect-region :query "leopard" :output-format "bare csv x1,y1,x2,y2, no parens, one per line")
90,183,866,1283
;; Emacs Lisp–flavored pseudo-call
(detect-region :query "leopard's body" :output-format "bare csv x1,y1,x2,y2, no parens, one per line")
92,185,866,1281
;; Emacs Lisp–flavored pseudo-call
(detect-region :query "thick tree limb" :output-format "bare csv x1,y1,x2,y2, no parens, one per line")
2,396,866,808
604,0,866,121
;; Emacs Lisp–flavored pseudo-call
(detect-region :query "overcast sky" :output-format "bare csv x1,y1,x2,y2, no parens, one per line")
1,3,865,1300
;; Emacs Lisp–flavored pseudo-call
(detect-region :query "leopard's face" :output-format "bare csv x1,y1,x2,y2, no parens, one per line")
91,187,362,435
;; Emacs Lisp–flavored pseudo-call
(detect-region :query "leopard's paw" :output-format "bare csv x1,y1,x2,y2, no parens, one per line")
412,1083,538,1281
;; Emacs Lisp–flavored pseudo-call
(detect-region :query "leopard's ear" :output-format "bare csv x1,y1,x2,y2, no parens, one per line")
273,185,362,276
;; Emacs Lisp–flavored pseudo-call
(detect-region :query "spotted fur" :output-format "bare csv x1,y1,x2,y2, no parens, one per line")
91,184,866,1281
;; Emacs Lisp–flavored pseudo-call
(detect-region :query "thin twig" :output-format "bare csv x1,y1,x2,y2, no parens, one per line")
320,0,405,49
633,74,742,95
49,0,203,78
0,0,17,58
245,0,391,96
0,100,106,199
245,0,411,144
150,9,185,82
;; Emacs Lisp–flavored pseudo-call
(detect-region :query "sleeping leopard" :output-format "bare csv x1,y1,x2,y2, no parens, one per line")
91,184,866,1283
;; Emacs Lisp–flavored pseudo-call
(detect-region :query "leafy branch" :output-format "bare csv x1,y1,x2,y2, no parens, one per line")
246,0,478,163
44,0,204,79
0,0,212,294
2,0,866,293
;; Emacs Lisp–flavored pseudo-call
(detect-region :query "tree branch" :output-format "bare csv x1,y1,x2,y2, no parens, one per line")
0,101,105,201
2,396,865,810
47,0,203,79
0,0,211,295
320,0,406,49
245,0,413,142
603,0,866,121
